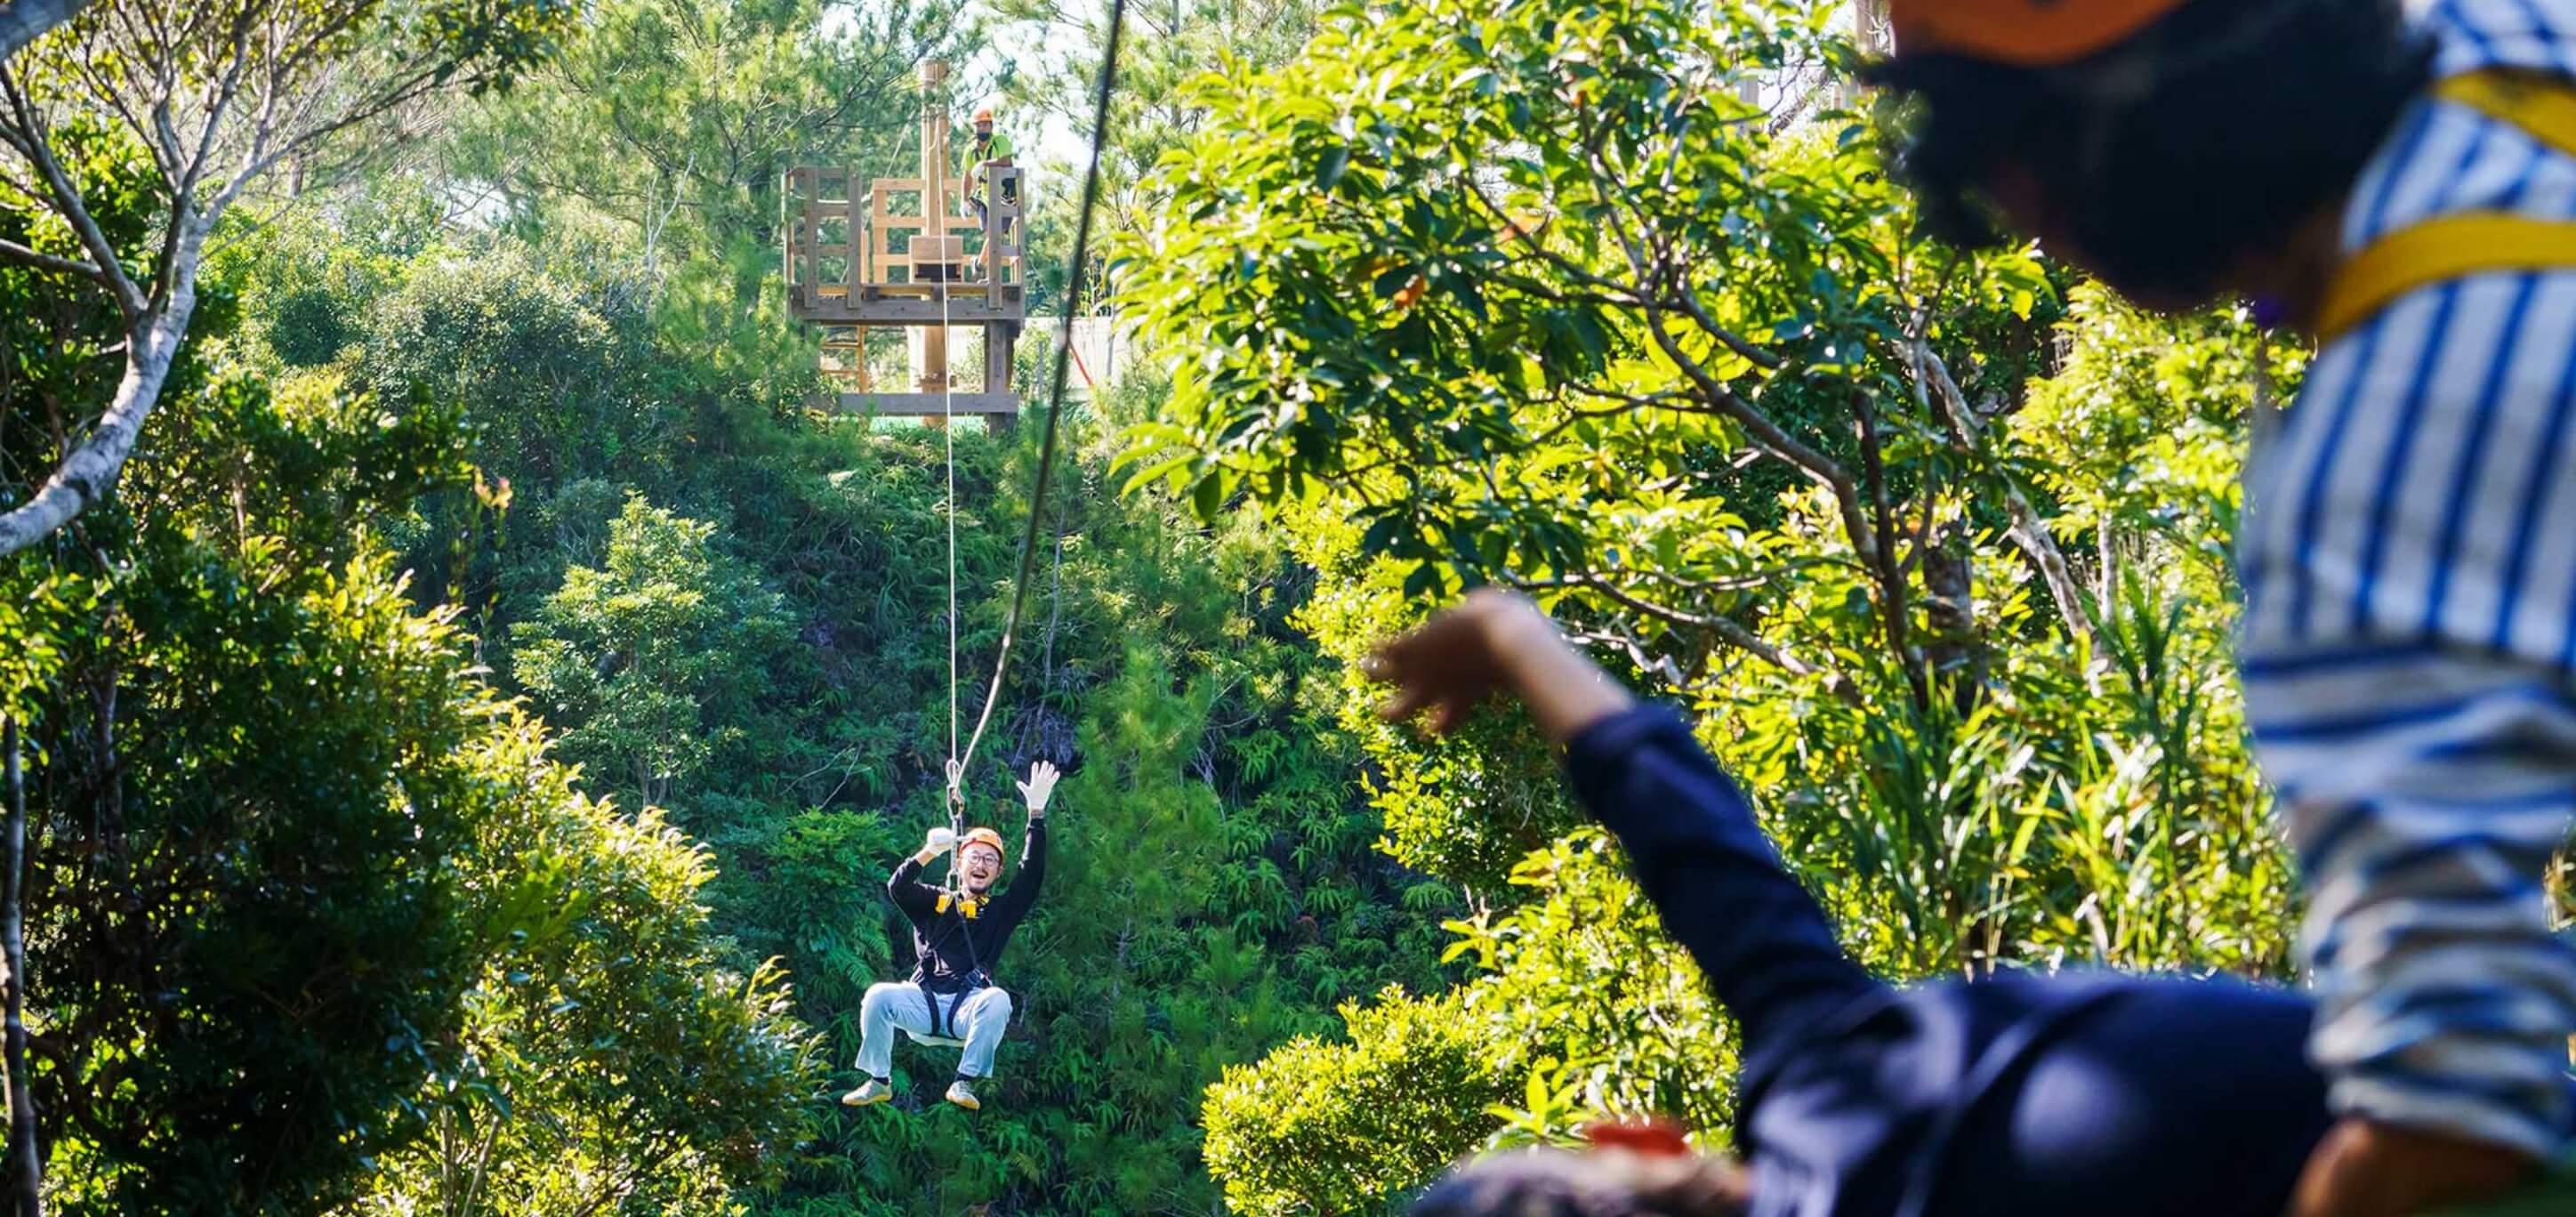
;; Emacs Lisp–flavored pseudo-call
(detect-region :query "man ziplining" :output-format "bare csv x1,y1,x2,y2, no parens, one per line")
841,759,1059,1113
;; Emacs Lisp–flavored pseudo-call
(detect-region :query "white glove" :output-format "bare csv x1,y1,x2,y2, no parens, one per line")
1018,760,1060,815
921,826,957,856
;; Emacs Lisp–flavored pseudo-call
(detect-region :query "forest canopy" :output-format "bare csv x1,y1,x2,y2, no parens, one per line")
0,0,2559,1214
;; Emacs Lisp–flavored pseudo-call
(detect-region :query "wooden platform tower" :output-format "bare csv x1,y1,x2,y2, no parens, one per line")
783,60,1025,425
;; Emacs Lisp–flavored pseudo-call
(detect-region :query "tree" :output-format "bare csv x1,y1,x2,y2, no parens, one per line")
510,495,792,809
443,0,961,252
1118,0,2081,707
355,729,819,1216
989,0,1327,244
0,0,571,557
1201,987,1504,1215
0,127,501,1210
431,0,966,394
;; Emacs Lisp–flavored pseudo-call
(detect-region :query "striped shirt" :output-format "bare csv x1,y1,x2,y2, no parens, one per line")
2238,0,2576,1157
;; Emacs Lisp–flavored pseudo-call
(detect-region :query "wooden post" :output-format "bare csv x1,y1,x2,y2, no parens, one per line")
983,165,1002,288
920,60,950,416
985,321,1017,433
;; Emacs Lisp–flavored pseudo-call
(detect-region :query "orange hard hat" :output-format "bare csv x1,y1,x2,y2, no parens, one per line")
972,107,995,124
1888,0,2191,66
961,826,1006,859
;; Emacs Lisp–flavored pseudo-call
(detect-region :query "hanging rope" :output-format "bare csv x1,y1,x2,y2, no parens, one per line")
937,107,970,896
945,0,1131,798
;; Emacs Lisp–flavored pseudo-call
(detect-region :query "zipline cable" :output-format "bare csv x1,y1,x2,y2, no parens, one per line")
941,240,966,893
946,0,1129,794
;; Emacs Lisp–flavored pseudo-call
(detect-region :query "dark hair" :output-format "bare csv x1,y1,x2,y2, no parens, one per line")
1869,0,2430,302
1410,1148,1750,1217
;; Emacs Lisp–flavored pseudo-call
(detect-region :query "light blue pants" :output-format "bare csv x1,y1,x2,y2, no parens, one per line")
857,981,1011,1079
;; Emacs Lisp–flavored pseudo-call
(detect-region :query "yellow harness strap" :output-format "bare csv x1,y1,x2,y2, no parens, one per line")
2314,70,2576,343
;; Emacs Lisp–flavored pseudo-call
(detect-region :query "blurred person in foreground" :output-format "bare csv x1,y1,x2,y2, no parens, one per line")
1379,591,2571,1217
1877,0,2576,1209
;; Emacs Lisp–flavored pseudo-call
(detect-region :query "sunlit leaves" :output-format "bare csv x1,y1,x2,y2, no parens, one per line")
1201,987,1509,1214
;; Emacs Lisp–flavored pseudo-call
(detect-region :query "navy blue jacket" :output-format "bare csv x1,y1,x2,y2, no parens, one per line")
1563,705,2337,1217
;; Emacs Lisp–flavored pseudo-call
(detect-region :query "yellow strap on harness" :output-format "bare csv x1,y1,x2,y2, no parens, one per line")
2314,70,2576,343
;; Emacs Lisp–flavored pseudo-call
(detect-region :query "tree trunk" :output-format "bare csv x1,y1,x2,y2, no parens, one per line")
1852,0,1892,54
3,718,43,1217
0,226,202,559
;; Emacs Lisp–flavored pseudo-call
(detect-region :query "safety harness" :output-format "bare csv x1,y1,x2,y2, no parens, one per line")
2314,69,2576,343
921,804,996,1044
918,904,993,1044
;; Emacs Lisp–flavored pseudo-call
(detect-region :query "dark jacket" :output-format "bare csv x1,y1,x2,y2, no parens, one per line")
887,818,1047,995
1560,705,2345,1217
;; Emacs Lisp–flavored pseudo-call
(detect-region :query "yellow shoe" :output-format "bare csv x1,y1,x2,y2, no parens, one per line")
945,1078,981,1111
841,1078,891,1107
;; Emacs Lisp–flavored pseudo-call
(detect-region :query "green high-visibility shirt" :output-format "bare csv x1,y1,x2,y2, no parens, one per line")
967,131,1014,175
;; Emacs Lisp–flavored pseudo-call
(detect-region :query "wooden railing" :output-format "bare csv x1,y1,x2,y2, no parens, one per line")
783,164,1023,305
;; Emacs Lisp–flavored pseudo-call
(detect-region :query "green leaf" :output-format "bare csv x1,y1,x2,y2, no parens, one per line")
1315,144,1352,192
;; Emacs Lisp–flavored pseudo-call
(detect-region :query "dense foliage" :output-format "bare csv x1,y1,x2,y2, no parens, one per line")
12,0,2540,1213
156,1,1461,1208
1119,0,2315,1204
2,149,813,1214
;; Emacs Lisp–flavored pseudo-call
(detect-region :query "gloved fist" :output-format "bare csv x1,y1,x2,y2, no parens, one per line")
922,826,958,855
1018,760,1061,815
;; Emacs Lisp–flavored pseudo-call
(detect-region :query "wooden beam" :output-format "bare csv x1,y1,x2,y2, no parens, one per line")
816,391,1020,416
789,294,1024,326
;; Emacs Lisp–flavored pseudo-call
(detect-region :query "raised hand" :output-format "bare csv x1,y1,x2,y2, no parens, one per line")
920,826,957,858
1018,760,1060,817
1364,589,1634,744
1364,589,1554,735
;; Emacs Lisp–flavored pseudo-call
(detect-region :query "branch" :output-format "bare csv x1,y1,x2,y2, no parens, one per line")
1665,263,1784,371
208,58,451,215
0,0,89,62
0,61,143,318
1910,341,2096,642
3,718,44,1217
1558,568,1839,685
1633,286,1877,559
0,283,197,558
1569,149,1875,567
0,237,102,283
165,3,262,236
1852,388,1929,707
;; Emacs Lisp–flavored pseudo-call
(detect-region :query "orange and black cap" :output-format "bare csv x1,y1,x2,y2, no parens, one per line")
961,826,1006,860
1888,0,2194,66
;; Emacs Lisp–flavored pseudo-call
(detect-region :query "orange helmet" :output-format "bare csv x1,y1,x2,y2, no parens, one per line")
960,826,1006,860
1888,0,2191,66
972,107,995,124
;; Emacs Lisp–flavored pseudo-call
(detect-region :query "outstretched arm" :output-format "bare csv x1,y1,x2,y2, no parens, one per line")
1370,591,1879,1052
995,762,1057,919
